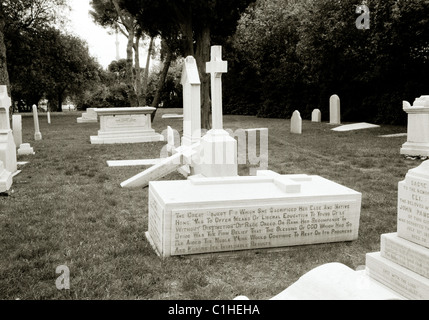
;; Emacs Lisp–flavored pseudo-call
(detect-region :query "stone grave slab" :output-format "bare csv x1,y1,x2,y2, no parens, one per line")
90,107,164,144
107,159,162,167
263,263,404,300
331,122,380,132
77,108,98,123
162,114,184,119
146,170,361,257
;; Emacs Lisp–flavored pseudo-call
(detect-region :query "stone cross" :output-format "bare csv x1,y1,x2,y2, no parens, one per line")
206,46,228,130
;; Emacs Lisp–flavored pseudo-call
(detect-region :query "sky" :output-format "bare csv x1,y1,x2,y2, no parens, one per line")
66,0,156,70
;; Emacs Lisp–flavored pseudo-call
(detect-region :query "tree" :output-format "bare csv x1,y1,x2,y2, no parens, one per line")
0,0,68,94
7,26,102,111
122,0,256,129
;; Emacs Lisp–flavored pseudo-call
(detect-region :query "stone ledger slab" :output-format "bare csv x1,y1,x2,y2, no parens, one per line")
146,170,361,257
90,107,164,144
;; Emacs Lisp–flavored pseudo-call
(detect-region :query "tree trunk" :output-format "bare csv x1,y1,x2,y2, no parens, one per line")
133,34,142,106
195,26,211,130
151,43,173,122
142,36,154,106
126,26,138,107
0,2,10,91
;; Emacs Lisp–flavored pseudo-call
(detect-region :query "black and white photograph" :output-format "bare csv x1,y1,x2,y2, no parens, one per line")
1,0,429,311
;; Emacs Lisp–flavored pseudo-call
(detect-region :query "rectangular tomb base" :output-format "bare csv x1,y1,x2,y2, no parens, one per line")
366,251,429,300
147,171,362,257
400,142,429,157
90,131,164,144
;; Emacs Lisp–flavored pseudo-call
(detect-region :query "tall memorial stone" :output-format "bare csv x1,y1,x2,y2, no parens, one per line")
0,86,17,174
400,96,429,157
329,95,341,125
181,56,201,147
32,105,42,141
12,115,34,156
366,160,429,299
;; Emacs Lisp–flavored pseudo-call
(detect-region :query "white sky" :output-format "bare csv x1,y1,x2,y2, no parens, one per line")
66,0,157,70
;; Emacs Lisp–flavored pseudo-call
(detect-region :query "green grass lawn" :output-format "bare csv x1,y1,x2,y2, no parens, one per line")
0,109,418,300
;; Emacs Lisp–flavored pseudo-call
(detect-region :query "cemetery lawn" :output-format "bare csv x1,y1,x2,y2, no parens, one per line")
0,109,417,300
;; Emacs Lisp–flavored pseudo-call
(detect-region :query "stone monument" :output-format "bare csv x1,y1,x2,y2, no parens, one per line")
290,110,302,134
0,86,17,173
311,109,321,123
12,115,34,155
329,95,341,125
90,107,164,144
400,96,429,157
32,104,42,141
366,160,429,299
77,108,98,123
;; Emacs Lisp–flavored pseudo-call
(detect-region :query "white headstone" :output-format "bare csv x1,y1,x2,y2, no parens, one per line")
291,110,302,134
32,104,42,141
47,111,51,124
311,109,321,123
400,96,429,157
181,56,201,147
0,86,17,173
12,115,22,147
17,143,35,156
329,95,341,125
365,160,429,299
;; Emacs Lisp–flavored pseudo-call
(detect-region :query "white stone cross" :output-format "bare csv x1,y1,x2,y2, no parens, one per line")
206,46,227,130
0,85,11,130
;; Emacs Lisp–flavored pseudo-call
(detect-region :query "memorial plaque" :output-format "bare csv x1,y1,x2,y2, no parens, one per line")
381,233,429,279
145,171,361,257
397,162,429,248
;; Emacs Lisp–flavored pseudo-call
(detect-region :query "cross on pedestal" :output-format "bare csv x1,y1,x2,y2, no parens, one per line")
206,46,227,130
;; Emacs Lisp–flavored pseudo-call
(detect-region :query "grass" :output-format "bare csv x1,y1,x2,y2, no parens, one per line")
0,108,418,300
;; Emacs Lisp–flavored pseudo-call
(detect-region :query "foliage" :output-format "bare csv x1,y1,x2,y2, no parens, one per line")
6,25,102,111
226,0,429,124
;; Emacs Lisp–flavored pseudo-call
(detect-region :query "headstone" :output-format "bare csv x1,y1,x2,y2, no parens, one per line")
365,160,429,299
244,128,268,176
181,56,201,147
290,110,302,134
32,105,42,141
329,95,341,125
311,109,321,123
17,143,35,156
12,115,34,155
47,111,51,124
90,107,164,144
198,45,237,177
146,170,362,257
0,86,17,173
77,108,98,123
400,96,429,157
12,115,22,147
